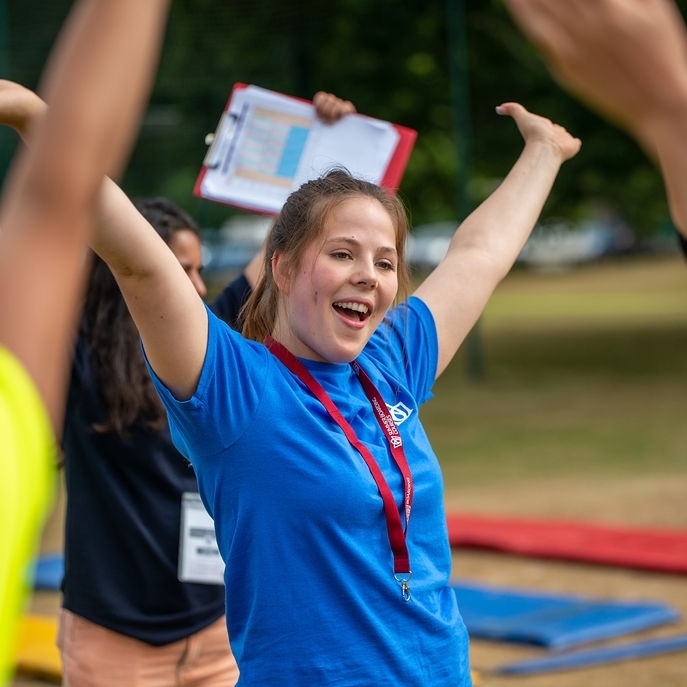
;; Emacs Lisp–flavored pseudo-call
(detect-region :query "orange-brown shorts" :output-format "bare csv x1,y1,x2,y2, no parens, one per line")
57,609,239,687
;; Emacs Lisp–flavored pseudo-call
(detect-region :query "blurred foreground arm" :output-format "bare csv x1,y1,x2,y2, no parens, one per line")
0,0,171,430
504,0,687,238
0,0,170,680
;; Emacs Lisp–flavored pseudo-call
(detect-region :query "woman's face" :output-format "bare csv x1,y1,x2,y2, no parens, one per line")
169,228,207,299
273,196,398,363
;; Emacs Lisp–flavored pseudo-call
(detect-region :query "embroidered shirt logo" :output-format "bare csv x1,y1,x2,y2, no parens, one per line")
387,402,413,426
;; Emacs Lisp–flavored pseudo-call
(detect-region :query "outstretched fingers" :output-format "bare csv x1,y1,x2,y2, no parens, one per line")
496,102,581,162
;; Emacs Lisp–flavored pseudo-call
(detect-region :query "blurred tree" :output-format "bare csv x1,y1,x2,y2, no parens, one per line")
1,0,685,238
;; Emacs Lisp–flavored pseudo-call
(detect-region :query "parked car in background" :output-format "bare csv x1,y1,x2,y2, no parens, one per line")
407,215,634,272
202,214,272,283
406,221,457,271
518,216,634,269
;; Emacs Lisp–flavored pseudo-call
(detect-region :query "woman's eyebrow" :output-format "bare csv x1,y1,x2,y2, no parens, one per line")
325,235,397,254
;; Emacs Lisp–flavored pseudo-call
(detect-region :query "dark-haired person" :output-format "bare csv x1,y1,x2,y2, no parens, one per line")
59,198,240,687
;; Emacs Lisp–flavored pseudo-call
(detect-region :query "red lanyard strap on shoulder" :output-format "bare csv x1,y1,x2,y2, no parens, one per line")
265,335,414,601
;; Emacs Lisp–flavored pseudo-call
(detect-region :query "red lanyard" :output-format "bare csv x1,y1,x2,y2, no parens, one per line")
265,335,414,601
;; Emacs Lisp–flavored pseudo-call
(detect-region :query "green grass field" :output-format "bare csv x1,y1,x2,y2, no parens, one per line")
422,253,687,494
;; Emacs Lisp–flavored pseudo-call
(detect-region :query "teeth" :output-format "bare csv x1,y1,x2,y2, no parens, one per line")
336,301,369,314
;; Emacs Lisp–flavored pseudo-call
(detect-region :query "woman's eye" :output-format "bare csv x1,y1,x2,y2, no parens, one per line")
378,260,396,271
331,251,351,260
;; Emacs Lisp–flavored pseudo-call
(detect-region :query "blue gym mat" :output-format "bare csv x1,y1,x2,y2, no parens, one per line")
493,632,687,675
451,579,680,649
31,553,64,590
32,557,679,653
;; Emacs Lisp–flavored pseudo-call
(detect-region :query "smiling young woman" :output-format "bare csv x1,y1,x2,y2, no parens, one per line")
81,102,579,686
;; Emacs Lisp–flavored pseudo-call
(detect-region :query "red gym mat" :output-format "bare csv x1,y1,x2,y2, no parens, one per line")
446,513,687,574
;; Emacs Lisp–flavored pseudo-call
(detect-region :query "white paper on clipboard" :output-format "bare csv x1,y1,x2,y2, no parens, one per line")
195,85,403,214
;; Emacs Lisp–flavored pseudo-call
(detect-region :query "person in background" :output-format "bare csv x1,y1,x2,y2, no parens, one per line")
504,0,687,258
60,198,240,687
0,81,355,686
83,93,579,684
0,0,171,683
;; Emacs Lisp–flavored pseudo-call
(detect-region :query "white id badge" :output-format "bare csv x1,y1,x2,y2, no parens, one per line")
178,492,224,585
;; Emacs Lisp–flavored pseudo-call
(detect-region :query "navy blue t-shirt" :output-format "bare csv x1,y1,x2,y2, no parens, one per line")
61,275,251,644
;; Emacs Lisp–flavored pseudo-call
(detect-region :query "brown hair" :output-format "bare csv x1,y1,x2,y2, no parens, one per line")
242,169,410,342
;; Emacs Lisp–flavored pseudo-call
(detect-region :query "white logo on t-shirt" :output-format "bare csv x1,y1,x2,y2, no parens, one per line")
387,402,413,425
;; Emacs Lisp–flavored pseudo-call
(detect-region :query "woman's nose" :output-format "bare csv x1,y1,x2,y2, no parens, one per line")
353,260,378,287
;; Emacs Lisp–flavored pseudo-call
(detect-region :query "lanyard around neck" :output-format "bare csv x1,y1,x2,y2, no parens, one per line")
265,335,414,601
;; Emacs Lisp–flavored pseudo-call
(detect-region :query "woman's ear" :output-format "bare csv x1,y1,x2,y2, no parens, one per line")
271,251,290,295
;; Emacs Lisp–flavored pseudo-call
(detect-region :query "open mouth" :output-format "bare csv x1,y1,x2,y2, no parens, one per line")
333,300,370,322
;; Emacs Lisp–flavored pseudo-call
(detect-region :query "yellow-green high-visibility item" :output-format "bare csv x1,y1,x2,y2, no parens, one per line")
0,346,55,686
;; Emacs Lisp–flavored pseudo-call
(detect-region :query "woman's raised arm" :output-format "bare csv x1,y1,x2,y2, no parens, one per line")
413,103,580,378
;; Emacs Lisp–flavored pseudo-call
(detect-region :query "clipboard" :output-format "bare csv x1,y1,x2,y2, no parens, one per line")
194,83,417,215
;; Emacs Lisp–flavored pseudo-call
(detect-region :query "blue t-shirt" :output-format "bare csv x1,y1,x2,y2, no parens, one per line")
150,296,471,686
